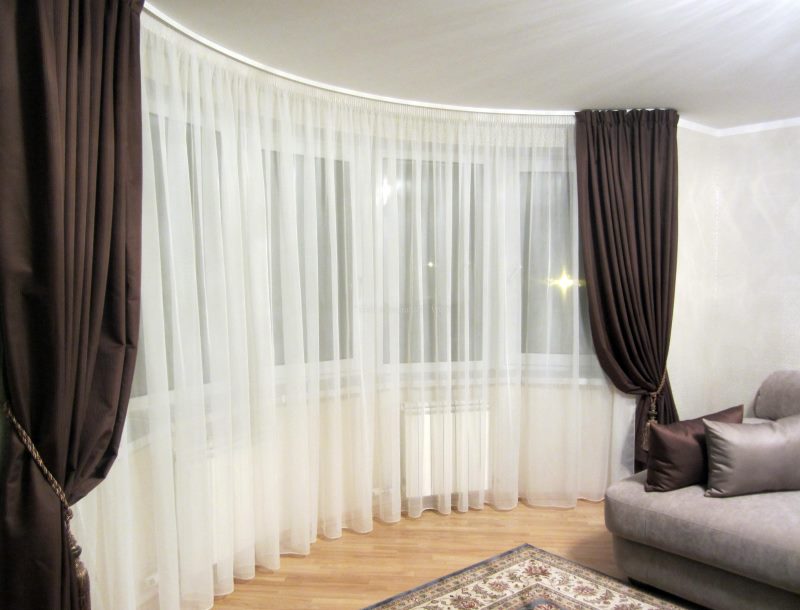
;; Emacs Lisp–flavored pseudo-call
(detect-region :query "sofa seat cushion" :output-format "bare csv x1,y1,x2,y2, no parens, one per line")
605,472,800,594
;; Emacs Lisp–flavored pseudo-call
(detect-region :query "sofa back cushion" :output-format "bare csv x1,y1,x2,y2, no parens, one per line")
754,370,800,420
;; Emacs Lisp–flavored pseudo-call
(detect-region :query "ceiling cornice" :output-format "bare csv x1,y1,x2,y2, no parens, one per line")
144,3,800,138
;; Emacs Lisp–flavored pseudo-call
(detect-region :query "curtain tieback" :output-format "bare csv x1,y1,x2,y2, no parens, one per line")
641,370,668,452
2,401,91,610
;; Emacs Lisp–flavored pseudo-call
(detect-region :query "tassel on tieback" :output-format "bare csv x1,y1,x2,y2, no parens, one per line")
68,522,91,610
641,370,668,452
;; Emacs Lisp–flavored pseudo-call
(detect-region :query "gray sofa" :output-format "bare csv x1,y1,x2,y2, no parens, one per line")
605,371,800,610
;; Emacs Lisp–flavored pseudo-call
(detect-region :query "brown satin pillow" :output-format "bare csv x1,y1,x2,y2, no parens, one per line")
645,405,743,492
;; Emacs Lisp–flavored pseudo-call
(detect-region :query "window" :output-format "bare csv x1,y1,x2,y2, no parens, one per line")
383,159,483,363
131,116,224,398
263,151,354,365
521,170,573,354
520,169,595,374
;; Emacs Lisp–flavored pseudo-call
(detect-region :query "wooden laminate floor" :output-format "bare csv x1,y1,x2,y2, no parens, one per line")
213,500,620,609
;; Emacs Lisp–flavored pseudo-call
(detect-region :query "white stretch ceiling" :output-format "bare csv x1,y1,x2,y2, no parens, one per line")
148,0,800,129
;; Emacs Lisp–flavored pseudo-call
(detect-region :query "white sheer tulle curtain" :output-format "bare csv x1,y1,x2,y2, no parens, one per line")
72,14,633,610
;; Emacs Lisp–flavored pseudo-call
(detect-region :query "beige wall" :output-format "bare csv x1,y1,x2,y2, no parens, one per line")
670,125,800,419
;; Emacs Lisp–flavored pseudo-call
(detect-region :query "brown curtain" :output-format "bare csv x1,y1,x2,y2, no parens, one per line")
575,109,680,471
0,1,143,608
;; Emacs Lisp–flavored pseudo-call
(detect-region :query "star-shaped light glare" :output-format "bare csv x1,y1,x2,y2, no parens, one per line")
548,271,579,296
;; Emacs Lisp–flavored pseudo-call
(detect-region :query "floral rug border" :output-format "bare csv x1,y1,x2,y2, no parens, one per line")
363,544,689,610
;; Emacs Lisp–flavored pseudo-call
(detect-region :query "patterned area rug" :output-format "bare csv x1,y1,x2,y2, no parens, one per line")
363,544,690,610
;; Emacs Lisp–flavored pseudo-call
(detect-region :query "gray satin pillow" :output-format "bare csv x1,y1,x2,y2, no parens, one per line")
704,414,800,497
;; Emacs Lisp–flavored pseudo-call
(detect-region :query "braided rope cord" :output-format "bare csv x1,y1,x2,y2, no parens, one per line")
641,369,669,451
648,369,669,422
2,400,73,519
2,400,91,608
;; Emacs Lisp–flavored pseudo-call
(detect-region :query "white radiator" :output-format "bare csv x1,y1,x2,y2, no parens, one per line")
401,400,489,499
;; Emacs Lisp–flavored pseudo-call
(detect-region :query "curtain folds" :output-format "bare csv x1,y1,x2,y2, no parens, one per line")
0,1,143,609
69,15,633,610
575,109,680,471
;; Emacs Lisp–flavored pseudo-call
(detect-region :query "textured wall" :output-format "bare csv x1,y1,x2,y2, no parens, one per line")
671,126,800,419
